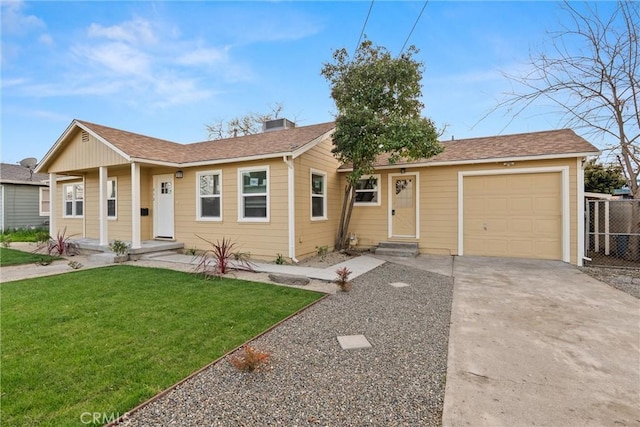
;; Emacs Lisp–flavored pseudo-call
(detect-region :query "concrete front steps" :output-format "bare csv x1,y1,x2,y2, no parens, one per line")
374,241,419,258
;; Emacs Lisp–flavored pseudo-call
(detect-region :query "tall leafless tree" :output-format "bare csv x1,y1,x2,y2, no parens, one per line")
205,103,286,140
496,1,639,198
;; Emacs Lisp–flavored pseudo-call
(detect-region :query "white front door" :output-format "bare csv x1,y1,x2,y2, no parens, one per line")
153,174,174,239
390,174,418,238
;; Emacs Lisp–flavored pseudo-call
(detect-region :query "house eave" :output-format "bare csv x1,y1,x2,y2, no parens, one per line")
337,151,602,172
0,179,48,186
177,152,293,168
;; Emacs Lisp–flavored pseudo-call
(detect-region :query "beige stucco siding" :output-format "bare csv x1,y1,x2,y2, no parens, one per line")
171,159,289,260
294,136,342,259
47,129,128,173
345,157,580,265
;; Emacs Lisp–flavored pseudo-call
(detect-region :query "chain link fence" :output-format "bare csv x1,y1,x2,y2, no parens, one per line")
585,199,640,268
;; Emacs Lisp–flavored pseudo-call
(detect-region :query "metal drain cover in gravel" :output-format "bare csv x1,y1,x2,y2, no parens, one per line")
337,334,372,350
389,282,410,288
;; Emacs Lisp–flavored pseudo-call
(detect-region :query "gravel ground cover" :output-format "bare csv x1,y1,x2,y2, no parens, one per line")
581,266,640,299
120,262,454,427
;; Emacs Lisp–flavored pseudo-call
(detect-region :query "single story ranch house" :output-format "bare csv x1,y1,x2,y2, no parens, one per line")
35,118,599,266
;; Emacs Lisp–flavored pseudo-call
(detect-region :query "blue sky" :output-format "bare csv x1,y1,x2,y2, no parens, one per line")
1,0,614,164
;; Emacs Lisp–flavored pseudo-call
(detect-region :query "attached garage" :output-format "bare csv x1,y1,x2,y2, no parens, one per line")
340,128,600,266
459,168,569,261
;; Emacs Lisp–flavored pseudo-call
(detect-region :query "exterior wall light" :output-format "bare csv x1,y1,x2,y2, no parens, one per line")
175,170,184,178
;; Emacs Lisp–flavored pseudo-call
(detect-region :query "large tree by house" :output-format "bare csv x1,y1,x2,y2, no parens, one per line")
321,40,442,250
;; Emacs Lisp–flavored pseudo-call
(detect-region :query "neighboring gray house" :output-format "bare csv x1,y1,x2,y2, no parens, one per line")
0,163,50,231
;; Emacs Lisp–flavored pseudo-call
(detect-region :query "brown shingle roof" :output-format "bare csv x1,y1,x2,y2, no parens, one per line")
338,128,599,170
77,120,186,163
76,120,336,165
181,122,336,163
0,163,49,184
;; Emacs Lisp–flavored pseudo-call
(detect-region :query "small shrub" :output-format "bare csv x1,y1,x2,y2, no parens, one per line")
195,236,254,279
68,260,83,270
227,344,270,373
186,247,198,256
275,253,286,265
110,240,129,256
335,266,352,292
1,235,12,248
35,230,50,245
315,245,329,258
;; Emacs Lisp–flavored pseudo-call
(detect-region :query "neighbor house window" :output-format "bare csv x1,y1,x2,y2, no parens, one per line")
311,170,327,220
197,170,222,220
107,179,117,219
238,166,269,221
354,174,380,206
63,183,84,217
39,187,50,216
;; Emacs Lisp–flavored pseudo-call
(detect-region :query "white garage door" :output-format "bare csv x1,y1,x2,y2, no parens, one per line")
463,172,563,260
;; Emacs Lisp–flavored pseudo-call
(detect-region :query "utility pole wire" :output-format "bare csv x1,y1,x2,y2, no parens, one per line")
400,0,429,54
354,0,374,57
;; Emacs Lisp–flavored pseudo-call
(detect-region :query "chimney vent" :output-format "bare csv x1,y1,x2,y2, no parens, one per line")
263,118,296,132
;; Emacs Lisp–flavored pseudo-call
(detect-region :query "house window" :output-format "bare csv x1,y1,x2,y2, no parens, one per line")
197,170,222,220
311,170,327,220
239,166,269,221
354,174,380,206
107,179,117,218
39,187,50,216
63,183,84,217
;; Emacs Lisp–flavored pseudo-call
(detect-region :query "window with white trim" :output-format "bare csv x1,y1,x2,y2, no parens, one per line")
239,167,269,221
107,179,117,219
311,170,327,220
63,183,84,217
197,170,222,220
354,174,380,205
39,187,50,216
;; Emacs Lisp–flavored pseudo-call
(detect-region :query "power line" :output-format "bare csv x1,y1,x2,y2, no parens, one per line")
353,0,374,57
400,0,429,54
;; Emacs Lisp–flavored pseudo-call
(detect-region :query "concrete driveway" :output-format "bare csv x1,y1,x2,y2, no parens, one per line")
442,256,640,427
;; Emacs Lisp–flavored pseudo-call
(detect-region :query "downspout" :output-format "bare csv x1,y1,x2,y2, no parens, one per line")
577,157,586,266
283,156,299,263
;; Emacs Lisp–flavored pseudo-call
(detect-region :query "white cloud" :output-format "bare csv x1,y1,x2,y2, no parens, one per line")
38,33,53,45
0,0,45,35
76,42,151,76
1,77,28,88
177,47,228,66
87,18,157,44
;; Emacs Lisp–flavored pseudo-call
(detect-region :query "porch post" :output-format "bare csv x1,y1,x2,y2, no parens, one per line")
49,173,57,238
131,162,141,249
99,166,108,246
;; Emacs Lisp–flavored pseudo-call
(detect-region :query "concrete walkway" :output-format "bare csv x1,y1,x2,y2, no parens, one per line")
0,243,385,286
140,252,385,281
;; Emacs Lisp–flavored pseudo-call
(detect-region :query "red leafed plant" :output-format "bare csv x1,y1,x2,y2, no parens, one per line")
335,266,352,292
195,236,253,279
43,227,78,256
227,344,271,373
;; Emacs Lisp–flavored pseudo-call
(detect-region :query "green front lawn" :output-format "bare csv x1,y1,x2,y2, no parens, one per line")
1,265,324,427
0,247,58,267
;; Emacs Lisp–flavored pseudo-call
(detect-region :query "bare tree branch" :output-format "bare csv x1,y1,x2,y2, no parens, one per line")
486,1,639,198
